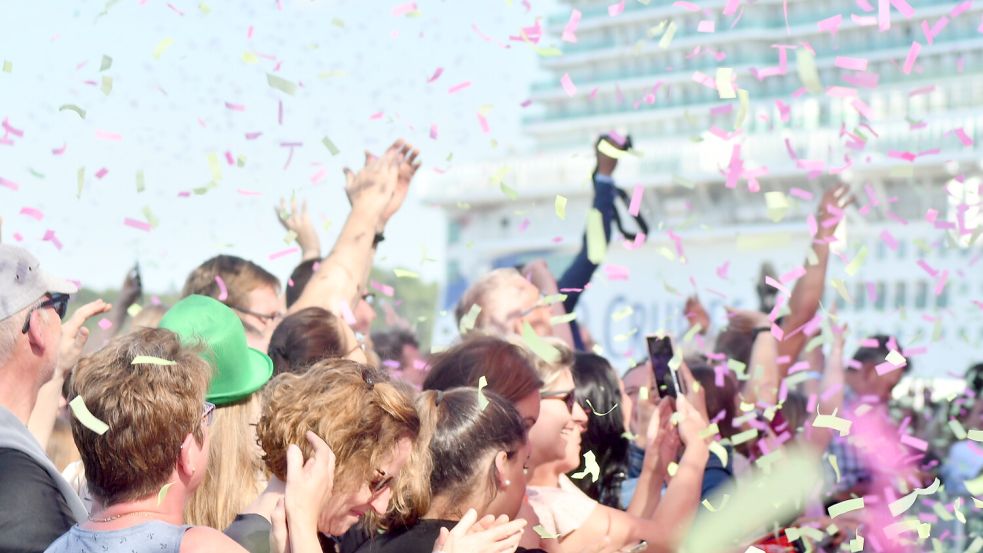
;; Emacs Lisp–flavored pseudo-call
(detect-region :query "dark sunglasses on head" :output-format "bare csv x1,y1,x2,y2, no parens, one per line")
21,293,70,334
541,389,576,413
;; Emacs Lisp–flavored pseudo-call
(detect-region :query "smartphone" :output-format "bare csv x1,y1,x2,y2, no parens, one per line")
645,335,685,399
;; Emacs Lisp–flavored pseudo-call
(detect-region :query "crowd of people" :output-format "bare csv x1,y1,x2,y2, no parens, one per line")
0,135,979,553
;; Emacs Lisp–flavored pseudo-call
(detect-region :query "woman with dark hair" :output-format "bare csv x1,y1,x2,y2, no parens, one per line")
567,353,631,508
350,389,534,553
267,307,354,375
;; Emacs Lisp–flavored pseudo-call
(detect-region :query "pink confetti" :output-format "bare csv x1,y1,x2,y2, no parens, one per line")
19,207,43,220
42,230,62,250
123,218,152,232
370,280,395,297
245,131,263,140
224,151,235,165
900,434,928,451
310,167,328,185
880,230,899,251
447,81,471,94
724,0,742,15
605,264,630,280
902,42,921,75
697,20,715,32
835,56,868,71
225,102,246,111
426,67,443,83
716,261,730,280
673,0,701,10
95,130,122,142
98,318,113,330
878,0,891,30
953,128,974,146
52,143,67,155
608,0,624,16
2,118,24,137
921,16,949,45
817,14,843,35
369,111,384,120
95,167,109,179
268,246,299,260
628,185,643,216
890,0,915,18
0,177,19,191
215,275,229,301
278,100,284,125
789,187,813,201
477,113,490,134
391,2,417,17
560,73,577,96
236,188,262,196
429,124,438,140
851,98,874,120
951,1,972,17
562,9,581,42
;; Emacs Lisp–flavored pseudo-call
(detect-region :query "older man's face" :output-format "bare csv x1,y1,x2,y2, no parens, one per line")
508,280,553,338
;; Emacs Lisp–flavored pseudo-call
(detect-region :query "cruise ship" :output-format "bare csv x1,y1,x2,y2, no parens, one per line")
421,0,983,378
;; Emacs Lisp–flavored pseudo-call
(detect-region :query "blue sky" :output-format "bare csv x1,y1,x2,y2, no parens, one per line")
0,0,559,292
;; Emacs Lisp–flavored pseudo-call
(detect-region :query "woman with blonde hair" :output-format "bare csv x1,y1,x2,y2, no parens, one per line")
158,295,275,531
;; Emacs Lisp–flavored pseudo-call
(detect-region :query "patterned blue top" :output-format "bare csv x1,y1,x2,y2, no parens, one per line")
44,520,191,553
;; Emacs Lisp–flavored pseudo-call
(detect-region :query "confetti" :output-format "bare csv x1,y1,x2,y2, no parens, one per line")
100,54,113,71
477,375,489,410
97,318,113,330
447,81,471,94
795,49,823,93
266,73,297,95
586,208,606,263
562,9,581,42
571,450,600,482
659,21,677,48
157,483,173,506
554,195,567,220
521,321,560,363
214,275,228,301
322,137,340,156
58,104,86,119
0,177,20,191
153,37,174,59
123,218,152,232
715,67,736,99
560,73,577,96
458,304,481,334
889,478,941,516
585,398,618,416
393,268,419,279
391,1,417,16
844,246,868,276
828,497,865,518
426,67,443,83
101,76,112,96
268,247,299,261
131,355,177,366
902,42,921,75
532,525,560,539
69,396,109,435
608,0,624,17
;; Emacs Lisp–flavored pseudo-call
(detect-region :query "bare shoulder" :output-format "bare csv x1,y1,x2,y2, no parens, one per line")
180,526,249,553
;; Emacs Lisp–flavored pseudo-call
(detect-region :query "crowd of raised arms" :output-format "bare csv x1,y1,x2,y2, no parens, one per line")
0,136,978,553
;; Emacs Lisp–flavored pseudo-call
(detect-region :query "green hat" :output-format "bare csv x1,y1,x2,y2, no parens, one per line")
159,295,273,405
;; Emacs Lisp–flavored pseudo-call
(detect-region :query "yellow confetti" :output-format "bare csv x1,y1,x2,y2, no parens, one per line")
242,51,258,64
100,55,112,71
550,312,576,325
153,37,174,60
586,208,606,264
715,67,736,99
844,246,868,276
667,461,679,477
571,450,600,482
765,191,791,222
554,195,567,220
597,139,630,159
730,428,758,446
585,398,618,416
532,525,560,539
709,441,728,467
658,20,677,49
954,497,966,524
458,304,481,334
967,429,983,442
2,60,11,73
157,482,173,506
100,75,113,96
132,355,177,366
889,478,940,517
393,269,419,279
965,475,983,496
639,386,649,401
813,408,852,437
267,73,297,95
735,89,749,129
322,137,340,156
207,152,222,182
521,322,560,363
849,532,864,552
136,170,146,193
795,48,823,93
828,497,865,518
69,396,109,435
59,104,86,119
477,375,489,410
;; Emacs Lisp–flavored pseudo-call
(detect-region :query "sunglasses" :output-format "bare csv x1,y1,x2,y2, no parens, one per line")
541,389,576,413
230,305,283,324
21,293,70,334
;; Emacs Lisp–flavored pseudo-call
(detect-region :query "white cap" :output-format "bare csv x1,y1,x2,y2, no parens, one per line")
0,245,77,322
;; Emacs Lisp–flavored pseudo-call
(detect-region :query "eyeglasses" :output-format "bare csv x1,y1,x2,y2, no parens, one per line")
21,293,70,334
361,292,376,306
368,468,394,494
541,389,576,413
202,401,216,427
230,305,283,324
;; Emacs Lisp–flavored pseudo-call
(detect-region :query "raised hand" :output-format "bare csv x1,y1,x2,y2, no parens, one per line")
815,183,854,241
277,198,322,261
643,397,678,473
432,509,526,553
684,296,710,334
118,266,142,309
723,306,771,332
59,300,112,378
382,140,420,226
343,141,407,230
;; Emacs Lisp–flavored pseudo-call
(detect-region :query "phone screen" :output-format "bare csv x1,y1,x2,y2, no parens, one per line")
646,335,676,398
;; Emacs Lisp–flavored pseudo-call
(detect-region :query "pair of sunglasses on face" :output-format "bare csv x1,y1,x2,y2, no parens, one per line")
21,293,70,334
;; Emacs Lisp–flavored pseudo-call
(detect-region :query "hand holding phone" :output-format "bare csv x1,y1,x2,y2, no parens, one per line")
645,335,685,399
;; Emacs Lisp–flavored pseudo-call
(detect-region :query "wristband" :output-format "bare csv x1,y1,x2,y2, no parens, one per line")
751,326,771,339
372,232,385,248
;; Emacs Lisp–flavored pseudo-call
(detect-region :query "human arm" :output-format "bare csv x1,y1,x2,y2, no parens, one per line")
104,266,141,338
777,184,852,375
805,322,848,453
0,449,77,551
276,198,322,262
727,308,780,406
279,432,336,553
625,398,675,518
29,300,111,448
288,141,414,317
522,259,576,349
